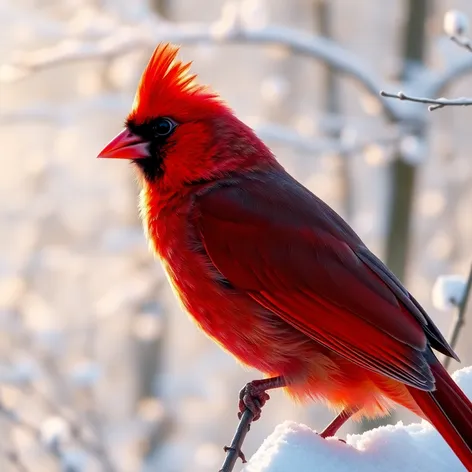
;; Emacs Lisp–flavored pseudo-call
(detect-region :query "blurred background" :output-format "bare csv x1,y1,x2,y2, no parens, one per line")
1,1,471,471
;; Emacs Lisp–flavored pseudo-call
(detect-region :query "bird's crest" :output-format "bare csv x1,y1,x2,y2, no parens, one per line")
130,43,219,123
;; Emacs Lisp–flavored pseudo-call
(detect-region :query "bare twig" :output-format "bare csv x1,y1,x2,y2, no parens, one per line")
380,90,472,111
219,409,253,472
450,35,472,53
444,262,472,370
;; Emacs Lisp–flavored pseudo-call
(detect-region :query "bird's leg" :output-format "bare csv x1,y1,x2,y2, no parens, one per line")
319,407,359,438
238,376,286,421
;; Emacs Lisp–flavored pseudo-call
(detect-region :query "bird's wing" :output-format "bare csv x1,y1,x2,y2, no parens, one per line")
194,170,455,391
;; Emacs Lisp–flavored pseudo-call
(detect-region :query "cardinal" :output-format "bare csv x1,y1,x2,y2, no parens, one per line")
98,44,472,469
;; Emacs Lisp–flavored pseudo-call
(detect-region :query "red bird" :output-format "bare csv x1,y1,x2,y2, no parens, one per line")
98,44,472,469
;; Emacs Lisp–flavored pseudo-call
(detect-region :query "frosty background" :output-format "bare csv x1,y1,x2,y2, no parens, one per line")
0,1,471,471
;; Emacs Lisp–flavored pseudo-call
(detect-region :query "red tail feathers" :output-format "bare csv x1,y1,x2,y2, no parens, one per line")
408,362,472,470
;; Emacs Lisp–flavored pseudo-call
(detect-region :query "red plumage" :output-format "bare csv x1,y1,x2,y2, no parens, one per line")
98,44,472,470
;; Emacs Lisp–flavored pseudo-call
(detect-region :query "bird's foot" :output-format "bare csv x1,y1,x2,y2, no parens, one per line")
238,381,271,421
237,377,286,421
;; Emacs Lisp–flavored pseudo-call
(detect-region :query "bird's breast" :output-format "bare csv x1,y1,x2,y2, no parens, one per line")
145,204,313,375
148,207,255,349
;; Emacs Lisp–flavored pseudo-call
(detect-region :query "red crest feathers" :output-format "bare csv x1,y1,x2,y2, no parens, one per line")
129,43,220,123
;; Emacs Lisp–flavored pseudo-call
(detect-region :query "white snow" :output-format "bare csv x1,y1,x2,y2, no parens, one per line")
444,10,469,37
243,366,472,472
432,275,467,310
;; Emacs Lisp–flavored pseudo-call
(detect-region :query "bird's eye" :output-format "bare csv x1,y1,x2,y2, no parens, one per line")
152,117,176,137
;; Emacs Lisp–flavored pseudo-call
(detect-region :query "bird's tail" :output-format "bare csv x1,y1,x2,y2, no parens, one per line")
407,361,472,471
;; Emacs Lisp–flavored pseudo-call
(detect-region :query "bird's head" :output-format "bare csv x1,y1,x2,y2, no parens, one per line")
98,43,272,189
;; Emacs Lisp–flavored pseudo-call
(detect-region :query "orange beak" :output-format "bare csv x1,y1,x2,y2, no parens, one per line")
97,129,150,160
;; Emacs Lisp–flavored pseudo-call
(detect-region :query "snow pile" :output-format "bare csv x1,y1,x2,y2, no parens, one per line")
244,367,472,472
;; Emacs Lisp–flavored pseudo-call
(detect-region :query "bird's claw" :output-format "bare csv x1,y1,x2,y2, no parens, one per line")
238,381,271,421
223,445,247,463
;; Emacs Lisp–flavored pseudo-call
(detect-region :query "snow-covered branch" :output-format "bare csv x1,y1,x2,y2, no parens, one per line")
422,54,472,98
383,10,472,110
4,7,472,130
445,268,472,367
444,10,472,52
0,15,400,120
6,8,472,125
432,264,472,369
424,9,472,96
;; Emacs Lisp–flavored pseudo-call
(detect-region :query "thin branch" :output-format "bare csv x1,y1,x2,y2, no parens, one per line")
410,31,472,98
444,262,472,370
1,19,400,120
380,90,472,111
219,409,253,472
450,35,472,53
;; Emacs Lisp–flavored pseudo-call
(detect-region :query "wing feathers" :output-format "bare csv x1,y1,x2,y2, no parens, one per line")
195,170,455,390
